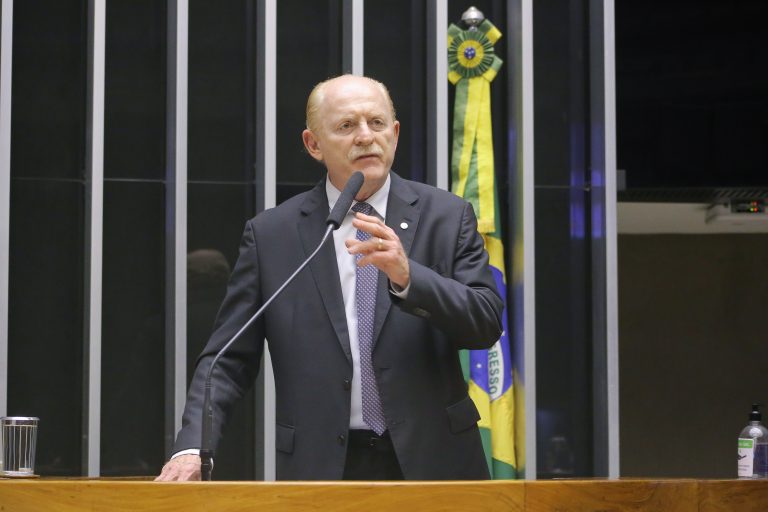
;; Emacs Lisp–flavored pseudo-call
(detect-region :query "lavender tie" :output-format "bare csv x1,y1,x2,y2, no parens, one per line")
351,201,387,435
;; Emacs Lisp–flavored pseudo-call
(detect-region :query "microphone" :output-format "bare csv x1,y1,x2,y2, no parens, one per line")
199,171,365,480
326,171,364,228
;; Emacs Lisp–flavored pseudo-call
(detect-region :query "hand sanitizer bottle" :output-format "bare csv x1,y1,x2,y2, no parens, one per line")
738,403,768,478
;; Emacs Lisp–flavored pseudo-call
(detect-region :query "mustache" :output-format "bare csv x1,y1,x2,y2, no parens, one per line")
348,144,384,161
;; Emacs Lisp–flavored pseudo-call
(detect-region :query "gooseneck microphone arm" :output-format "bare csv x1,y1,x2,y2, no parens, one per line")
200,172,364,481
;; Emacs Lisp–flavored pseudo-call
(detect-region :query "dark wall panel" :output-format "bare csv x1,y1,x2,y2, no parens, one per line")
11,0,86,180
534,187,593,478
104,0,166,180
100,182,166,476
276,0,342,197
533,0,596,478
616,1,768,190
8,181,84,476
364,0,427,183
7,0,88,477
188,0,256,183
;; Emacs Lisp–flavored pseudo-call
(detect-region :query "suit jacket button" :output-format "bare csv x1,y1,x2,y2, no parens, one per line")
337,434,346,445
343,379,351,391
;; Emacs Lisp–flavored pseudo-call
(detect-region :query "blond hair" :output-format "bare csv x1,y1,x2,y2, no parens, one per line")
305,75,397,133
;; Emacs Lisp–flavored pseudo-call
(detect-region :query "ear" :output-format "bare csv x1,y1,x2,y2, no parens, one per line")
302,129,324,162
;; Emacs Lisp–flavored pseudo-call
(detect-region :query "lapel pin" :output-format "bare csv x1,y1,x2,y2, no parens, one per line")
400,222,409,230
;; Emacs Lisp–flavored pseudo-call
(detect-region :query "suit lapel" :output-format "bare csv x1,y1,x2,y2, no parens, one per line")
373,173,420,346
298,183,352,364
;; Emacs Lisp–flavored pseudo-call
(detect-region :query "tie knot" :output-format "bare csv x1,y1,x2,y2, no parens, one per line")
351,202,373,216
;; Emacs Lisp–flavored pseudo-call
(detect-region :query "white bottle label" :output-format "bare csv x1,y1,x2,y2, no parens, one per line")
738,438,754,477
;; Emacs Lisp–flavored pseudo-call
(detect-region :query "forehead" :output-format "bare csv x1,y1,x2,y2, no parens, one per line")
320,79,390,118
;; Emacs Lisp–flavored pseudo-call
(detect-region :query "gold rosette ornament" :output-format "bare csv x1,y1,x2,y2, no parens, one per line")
448,16,503,234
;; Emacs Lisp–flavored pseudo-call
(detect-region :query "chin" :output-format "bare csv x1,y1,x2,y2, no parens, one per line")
353,169,388,198
356,165,388,181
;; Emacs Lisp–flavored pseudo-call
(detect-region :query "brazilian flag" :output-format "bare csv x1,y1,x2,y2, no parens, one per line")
449,19,517,479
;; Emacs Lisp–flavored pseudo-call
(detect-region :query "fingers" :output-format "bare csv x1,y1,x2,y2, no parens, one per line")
345,236,388,256
345,236,396,264
155,460,181,481
352,212,394,240
345,213,410,289
155,454,202,482
348,213,398,256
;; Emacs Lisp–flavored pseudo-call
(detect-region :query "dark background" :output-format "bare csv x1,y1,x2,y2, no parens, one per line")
617,0,768,194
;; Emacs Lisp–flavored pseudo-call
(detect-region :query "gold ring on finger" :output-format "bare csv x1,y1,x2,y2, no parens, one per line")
377,237,383,251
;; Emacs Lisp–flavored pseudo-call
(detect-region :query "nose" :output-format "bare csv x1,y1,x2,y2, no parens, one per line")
353,122,373,145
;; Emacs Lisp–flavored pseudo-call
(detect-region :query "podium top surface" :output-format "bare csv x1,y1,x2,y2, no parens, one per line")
0,478,766,512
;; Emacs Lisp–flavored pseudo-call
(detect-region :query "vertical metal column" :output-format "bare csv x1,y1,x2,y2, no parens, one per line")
602,0,620,479
342,0,363,75
165,0,188,456
514,0,538,479
522,2,538,480
84,0,105,477
587,0,619,479
426,0,448,190
256,0,277,481
0,0,13,418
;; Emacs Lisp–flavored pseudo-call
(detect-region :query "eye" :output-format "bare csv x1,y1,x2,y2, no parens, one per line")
337,121,353,132
370,118,386,129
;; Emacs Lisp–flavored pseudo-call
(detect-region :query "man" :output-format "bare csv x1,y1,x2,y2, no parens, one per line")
157,75,503,481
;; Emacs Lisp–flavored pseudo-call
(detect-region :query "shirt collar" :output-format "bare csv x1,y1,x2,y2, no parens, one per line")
326,173,390,220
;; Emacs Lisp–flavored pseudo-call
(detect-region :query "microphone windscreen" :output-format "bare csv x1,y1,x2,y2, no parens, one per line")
326,172,365,229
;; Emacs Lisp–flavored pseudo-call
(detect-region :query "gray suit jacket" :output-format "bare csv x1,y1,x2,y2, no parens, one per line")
174,172,504,480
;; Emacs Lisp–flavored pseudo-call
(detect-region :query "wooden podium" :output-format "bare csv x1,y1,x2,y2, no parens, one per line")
0,478,766,511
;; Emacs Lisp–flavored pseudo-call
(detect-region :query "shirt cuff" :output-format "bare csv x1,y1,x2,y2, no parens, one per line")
171,448,200,459
389,280,410,299
171,448,212,469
